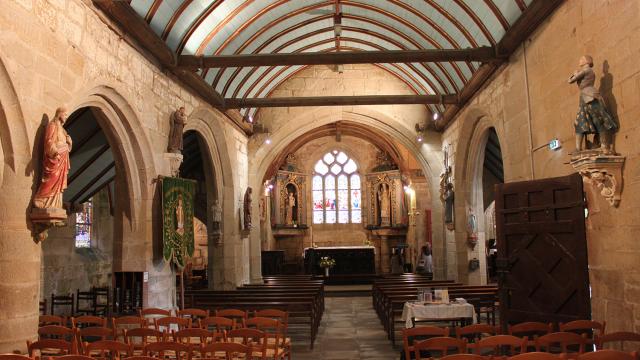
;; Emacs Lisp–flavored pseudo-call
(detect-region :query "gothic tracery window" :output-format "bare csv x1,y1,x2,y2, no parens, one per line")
312,150,361,224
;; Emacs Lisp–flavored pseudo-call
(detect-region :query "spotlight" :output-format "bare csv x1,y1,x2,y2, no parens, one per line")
417,135,424,143
268,184,274,189
265,138,272,145
433,112,440,121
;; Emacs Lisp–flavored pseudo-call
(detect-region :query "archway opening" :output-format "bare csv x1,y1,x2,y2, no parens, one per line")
179,130,218,289
40,106,130,315
480,128,504,283
259,121,432,278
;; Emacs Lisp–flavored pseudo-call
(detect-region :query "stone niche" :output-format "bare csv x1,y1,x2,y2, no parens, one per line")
271,170,308,228
364,170,408,273
365,170,407,228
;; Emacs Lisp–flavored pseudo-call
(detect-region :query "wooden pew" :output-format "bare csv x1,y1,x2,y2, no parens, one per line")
183,282,324,349
371,279,498,345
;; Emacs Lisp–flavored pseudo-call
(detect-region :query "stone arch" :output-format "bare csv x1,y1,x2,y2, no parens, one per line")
68,84,156,272
452,106,506,284
249,107,447,278
184,107,237,288
0,52,30,185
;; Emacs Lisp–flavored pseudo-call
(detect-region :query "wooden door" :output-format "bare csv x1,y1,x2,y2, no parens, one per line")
495,173,590,325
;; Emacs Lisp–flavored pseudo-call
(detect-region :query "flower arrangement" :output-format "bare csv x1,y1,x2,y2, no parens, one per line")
319,256,336,268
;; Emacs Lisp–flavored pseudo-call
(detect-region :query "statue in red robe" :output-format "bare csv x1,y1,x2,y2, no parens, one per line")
33,107,72,209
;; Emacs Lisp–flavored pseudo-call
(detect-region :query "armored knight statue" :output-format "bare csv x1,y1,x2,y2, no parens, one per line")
568,55,618,153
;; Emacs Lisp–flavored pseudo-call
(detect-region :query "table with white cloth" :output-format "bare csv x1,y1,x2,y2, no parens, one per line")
401,301,477,328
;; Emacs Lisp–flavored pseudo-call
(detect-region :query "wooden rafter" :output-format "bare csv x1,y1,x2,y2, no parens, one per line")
92,0,253,135
225,94,458,109
180,47,497,68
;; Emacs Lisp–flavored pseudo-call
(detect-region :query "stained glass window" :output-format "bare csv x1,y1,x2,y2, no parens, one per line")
311,151,361,224
75,199,93,248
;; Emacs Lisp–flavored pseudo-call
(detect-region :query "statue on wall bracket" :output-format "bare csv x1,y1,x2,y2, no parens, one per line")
30,107,72,242
439,144,454,230
164,107,186,177
242,187,252,233
568,55,625,207
168,107,187,153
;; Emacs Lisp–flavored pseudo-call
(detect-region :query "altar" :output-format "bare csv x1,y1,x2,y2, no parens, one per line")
303,246,376,276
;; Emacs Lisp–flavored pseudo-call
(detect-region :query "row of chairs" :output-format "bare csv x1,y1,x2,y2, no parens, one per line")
24,337,273,360
403,323,640,360
33,317,290,359
41,288,110,316
411,351,638,359
40,308,288,333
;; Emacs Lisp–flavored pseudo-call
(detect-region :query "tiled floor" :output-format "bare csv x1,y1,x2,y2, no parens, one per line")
292,297,400,360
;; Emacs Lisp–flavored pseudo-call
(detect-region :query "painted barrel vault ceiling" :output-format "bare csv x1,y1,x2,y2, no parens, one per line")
128,0,532,116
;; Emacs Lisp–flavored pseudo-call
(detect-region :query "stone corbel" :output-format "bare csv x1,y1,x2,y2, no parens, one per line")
163,153,184,177
209,222,222,247
30,208,68,242
570,151,625,207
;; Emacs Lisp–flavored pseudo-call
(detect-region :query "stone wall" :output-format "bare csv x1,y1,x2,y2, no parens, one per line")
41,188,112,301
442,0,640,331
0,0,249,351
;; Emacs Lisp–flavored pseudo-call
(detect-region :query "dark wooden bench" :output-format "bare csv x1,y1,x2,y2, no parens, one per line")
371,279,498,345
184,282,324,349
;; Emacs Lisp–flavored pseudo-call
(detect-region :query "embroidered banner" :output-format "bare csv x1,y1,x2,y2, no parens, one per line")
161,176,196,268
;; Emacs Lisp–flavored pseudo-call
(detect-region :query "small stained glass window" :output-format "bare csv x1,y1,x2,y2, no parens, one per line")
75,199,93,248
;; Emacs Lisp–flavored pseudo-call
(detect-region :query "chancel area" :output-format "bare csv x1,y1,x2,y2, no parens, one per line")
1,0,640,359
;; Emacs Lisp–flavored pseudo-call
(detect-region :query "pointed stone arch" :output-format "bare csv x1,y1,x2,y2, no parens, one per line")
249,107,447,278
452,106,506,284
184,107,239,289
68,84,157,273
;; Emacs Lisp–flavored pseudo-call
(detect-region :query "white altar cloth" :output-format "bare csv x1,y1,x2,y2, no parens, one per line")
401,301,476,328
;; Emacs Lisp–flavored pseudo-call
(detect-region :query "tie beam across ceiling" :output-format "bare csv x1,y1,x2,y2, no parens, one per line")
224,94,458,109
179,47,498,68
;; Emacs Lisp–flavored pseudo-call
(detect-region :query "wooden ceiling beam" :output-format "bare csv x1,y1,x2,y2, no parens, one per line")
180,47,497,68
92,0,253,135
438,0,563,130
225,94,458,109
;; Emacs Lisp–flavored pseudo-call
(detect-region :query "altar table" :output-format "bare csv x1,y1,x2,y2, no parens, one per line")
303,246,376,275
401,301,476,328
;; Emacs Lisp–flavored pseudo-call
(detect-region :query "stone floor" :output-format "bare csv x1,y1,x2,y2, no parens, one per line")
291,296,400,360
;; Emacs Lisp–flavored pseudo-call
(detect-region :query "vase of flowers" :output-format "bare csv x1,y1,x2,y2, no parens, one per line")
319,256,336,276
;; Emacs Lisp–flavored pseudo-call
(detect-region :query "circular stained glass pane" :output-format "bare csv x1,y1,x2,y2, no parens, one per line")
330,164,342,175
336,152,348,164
344,159,358,174
314,160,328,175
323,152,335,164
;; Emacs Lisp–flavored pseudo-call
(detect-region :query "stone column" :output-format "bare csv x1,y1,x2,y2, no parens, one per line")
249,188,263,284
0,167,41,353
